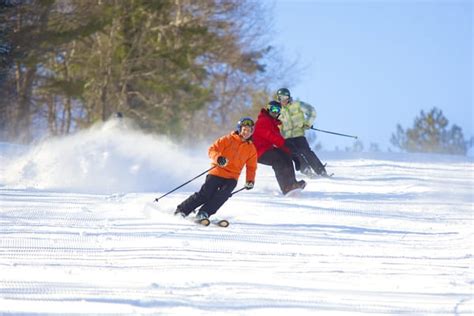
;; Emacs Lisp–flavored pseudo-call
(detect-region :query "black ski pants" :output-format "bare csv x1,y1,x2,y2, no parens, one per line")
285,136,325,174
177,174,237,217
258,148,297,193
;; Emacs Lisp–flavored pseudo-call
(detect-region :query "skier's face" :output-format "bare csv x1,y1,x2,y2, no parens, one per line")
240,126,254,140
278,95,290,106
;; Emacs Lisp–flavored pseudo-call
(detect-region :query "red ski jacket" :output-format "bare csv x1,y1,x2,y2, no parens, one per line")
252,109,290,158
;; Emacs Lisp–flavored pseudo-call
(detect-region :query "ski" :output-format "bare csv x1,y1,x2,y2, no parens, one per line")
195,217,210,226
193,218,229,227
321,172,335,178
300,163,334,179
175,212,229,227
212,219,229,227
284,187,303,197
302,172,334,179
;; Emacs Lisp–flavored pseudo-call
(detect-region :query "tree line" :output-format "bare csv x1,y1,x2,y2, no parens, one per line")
337,107,472,155
1,1,470,156
0,0,285,144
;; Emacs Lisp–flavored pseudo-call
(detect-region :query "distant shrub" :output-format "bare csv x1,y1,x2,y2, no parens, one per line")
391,107,471,155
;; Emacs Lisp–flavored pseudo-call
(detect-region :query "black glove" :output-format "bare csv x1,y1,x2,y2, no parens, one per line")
244,181,254,190
217,156,228,167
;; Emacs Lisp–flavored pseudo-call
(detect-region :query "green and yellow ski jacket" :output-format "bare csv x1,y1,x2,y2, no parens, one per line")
279,100,317,138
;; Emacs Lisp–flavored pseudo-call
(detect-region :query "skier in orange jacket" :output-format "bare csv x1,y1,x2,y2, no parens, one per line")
175,117,257,221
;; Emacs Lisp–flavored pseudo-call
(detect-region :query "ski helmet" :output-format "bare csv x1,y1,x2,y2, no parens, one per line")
267,100,282,116
276,88,291,102
236,117,255,133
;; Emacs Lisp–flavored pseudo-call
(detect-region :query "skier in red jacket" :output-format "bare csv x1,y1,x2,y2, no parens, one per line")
252,101,306,195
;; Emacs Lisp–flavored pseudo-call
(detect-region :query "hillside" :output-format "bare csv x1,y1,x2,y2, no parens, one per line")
0,121,472,315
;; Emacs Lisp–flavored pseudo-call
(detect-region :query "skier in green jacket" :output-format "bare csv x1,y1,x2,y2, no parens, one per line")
275,87,330,177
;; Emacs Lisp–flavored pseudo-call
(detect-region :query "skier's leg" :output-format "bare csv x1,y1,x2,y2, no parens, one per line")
292,156,301,171
258,148,299,194
284,138,298,169
198,178,237,217
176,175,220,216
295,137,326,175
284,137,304,171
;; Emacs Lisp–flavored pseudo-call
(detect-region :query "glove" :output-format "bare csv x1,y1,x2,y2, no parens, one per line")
303,123,311,129
217,156,228,167
244,181,254,190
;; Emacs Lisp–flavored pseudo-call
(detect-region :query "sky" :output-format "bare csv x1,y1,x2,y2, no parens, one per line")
269,0,472,152
0,121,472,314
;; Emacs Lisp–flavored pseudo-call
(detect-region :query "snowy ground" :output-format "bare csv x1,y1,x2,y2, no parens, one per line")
0,121,472,315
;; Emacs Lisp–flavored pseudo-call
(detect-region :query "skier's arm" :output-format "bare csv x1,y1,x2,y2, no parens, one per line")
258,120,286,148
300,101,317,127
208,135,231,165
245,150,258,183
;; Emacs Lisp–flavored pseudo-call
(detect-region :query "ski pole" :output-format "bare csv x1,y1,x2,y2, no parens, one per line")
231,187,246,196
154,166,216,202
310,126,358,139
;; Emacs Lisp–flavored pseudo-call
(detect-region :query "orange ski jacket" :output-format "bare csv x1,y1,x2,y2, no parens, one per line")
208,131,257,182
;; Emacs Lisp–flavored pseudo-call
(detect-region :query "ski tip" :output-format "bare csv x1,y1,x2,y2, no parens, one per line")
216,219,229,227
195,218,210,226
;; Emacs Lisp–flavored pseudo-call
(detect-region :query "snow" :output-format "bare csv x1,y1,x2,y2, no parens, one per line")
0,120,472,315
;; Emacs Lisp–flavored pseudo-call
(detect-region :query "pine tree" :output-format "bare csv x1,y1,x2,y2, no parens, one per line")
391,107,470,155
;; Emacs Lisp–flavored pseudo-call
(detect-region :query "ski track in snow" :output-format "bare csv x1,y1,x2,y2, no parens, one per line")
0,127,473,315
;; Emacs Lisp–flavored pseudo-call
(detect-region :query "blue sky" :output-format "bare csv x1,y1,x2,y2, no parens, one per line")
269,0,472,152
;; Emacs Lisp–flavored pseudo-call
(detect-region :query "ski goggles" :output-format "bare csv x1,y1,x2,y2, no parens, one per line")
240,118,255,127
268,104,281,114
278,95,290,102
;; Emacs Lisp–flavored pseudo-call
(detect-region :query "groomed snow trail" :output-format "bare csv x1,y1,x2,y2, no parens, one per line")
0,154,472,315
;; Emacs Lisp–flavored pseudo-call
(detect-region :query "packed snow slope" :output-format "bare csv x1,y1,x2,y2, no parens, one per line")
0,120,472,315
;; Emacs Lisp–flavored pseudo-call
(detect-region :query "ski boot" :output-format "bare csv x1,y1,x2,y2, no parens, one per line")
283,180,307,196
195,211,210,226
174,207,187,218
296,180,307,189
